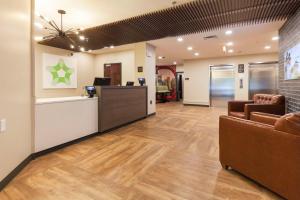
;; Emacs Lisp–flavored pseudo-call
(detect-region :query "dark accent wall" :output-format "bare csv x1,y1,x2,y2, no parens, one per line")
279,8,300,113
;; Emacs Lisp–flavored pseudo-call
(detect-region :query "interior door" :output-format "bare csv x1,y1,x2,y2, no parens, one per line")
104,63,122,86
210,65,235,107
249,62,278,99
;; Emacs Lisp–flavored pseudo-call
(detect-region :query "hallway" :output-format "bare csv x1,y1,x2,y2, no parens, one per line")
0,103,281,200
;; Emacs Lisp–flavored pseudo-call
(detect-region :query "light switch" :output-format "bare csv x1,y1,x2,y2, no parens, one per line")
0,119,6,132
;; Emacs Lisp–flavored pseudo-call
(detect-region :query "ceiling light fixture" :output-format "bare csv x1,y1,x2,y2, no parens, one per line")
272,36,279,41
228,49,234,53
110,45,114,49
225,30,233,35
70,44,74,49
80,47,85,52
34,36,43,41
187,46,193,51
226,42,234,46
173,61,177,65
79,35,85,40
194,52,199,56
35,9,88,51
264,45,271,50
177,37,183,42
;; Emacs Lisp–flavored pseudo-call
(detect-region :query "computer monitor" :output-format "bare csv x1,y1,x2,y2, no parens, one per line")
85,86,96,98
93,77,111,86
126,81,134,86
138,78,146,86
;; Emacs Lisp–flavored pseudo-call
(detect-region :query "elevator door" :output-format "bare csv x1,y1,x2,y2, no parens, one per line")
210,66,235,107
249,62,278,99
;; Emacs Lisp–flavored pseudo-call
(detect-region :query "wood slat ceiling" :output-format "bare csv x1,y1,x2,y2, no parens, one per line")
39,0,300,51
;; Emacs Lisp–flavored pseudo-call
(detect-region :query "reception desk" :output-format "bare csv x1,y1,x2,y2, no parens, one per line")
35,96,98,152
96,86,147,132
34,86,147,153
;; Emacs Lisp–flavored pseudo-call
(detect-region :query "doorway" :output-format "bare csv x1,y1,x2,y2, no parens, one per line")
210,65,235,107
176,72,184,101
249,62,279,99
104,63,122,86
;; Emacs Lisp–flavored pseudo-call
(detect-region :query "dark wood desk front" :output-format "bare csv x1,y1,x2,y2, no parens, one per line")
96,86,147,132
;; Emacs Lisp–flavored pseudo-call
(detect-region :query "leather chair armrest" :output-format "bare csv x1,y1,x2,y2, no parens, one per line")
250,112,281,126
245,104,285,120
228,100,254,115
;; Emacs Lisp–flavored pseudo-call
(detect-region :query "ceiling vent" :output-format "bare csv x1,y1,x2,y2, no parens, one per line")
203,35,218,40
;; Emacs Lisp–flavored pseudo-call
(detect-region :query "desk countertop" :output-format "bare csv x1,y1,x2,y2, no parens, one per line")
36,96,98,105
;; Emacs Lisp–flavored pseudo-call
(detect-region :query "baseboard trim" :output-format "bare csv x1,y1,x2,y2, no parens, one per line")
0,155,32,191
0,114,152,191
183,103,210,107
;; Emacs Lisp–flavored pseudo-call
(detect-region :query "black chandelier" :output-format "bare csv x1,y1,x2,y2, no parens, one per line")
35,9,88,51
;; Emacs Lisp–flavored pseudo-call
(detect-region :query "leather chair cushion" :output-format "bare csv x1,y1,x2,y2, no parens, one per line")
253,94,285,105
229,112,246,119
274,112,300,135
250,112,281,126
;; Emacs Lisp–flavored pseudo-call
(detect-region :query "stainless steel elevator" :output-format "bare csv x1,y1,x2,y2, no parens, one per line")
210,65,235,107
249,62,279,99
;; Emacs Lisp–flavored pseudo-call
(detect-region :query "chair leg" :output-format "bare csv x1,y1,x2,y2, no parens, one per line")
221,163,229,170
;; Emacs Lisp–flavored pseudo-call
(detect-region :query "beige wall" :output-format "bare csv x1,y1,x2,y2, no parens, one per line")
94,50,136,86
0,0,32,180
183,53,278,105
35,44,95,98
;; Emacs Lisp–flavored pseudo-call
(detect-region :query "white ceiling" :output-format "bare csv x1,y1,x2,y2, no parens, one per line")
149,21,284,65
35,0,194,30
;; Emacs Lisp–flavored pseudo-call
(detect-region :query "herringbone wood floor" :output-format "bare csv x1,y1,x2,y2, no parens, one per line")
0,102,282,200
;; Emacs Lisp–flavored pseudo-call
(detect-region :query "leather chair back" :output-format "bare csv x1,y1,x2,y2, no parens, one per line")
253,94,285,105
275,112,300,135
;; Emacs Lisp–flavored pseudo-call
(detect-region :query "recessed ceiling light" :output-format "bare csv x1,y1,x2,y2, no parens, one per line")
187,46,193,51
110,45,114,49
226,42,234,46
79,35,85,40
173,61,177,65
158,56,164,60
272,36,279,41
264,45,271,50
34,22,43,29
177,37,183,42
225,30,233,35
194,52,199,56
228,49,234,53
80,47,85,52
34,36,43,41
70,44,74,49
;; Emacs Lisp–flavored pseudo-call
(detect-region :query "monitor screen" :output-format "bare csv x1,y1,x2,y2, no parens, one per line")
85,86,96,98
126,81,134,86
138,78,146,86
93,77,111,86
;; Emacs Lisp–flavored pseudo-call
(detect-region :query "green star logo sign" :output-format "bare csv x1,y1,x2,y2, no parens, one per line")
48,59,74,85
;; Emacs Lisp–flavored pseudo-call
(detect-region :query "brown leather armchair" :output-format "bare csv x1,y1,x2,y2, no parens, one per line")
219,112,300,200
228,94,285,119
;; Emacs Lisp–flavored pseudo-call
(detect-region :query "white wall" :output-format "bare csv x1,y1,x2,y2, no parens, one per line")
94,50,135,86
35,44,95,98
183,53,278,105
0,0,32,180
145,44,156,115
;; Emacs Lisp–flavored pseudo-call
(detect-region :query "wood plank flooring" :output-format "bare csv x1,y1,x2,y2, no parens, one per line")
0,102,282,200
